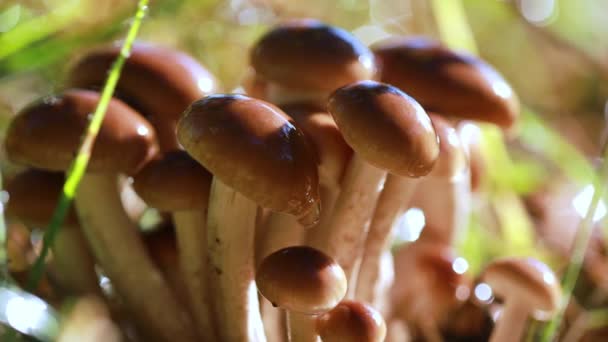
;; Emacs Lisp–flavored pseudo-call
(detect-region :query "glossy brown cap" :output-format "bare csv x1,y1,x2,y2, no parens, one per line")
5,169,79,228
251,19,376,92
68,41,220,151
373,37,519,128
427,114,468,180
256,246,347,314
133,150,212,211
177,94,320,223
5,90,157,174
281,103,353,186
481,257,561,318
328,80,439,177
317,300,387,342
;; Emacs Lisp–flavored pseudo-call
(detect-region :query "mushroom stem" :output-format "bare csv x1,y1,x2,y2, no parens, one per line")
314,154,387,279
173,209,216,341
490,300,529,342
48,226,99,295
287,312,319,342
261,300,286,342
419,319,444,342
266,83,328,107
75,173,196,342
207,177,266,342
355,175,418,303
258,212,305,267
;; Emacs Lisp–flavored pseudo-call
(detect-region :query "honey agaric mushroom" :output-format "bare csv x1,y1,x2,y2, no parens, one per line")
249,19,376,107
317,300,387,342
5,169,98,295
410,114,470,244
392,241,471,342
257,246,347,342
372,37,519,128
323,80,439,282
133,150,215,341
68,41,220,152
177,94,320,342
5,90,196,342
480,258,561,342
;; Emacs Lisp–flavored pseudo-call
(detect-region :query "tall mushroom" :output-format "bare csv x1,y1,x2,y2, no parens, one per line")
256,246,347,342
321,80,439,283
4,169,98,296
68,41,220,152
177,94,320,342
316,300,387,342
480,257,561,342
4,89,196,341
133,150,215,341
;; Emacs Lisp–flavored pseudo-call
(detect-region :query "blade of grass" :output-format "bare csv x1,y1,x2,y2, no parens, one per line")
24,0,149,291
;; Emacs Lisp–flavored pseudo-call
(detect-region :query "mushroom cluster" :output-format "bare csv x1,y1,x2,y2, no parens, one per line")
3,18,566,342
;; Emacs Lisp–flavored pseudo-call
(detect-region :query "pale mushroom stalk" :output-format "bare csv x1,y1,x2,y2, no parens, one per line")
355,175,418,302
287,312,320,342
76,173,196,342
207,178,266,342
490,300,529,342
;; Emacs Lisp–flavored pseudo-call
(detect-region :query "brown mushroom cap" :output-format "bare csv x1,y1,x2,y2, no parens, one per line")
481,257,561,318
5,90,157,175
177,94,320,221
133,150,212,211
251,19,376,92
373,37,519,128
5,169,79,227
328,80,439,177
316,300,387,342
256,246,347,314
427,114,468,180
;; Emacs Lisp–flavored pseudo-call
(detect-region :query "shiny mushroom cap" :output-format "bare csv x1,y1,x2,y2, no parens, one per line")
177,94,320,224
256,246,347,314
328,80,439,177
5,90,158,175
481,257,561,319
5,169,78,227
68,41,220,151
373,37,519,128
427,114,468,180
133,150,213,211
251,19,376,93
316,300,387,342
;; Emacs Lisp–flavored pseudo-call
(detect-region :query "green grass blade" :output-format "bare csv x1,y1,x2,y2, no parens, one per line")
24,0,150,291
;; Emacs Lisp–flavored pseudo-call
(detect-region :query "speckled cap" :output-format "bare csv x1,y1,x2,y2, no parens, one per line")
373,37,519,128
5,89,157,175
328,80,439,177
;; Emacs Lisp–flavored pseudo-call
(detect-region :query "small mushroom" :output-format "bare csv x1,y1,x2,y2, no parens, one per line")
316,300,387,342
249,19,376,107
480,257,561,342
178,94,320,342
322,80,439,284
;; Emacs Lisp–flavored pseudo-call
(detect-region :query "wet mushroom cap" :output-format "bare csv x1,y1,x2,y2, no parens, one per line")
328,80,439,177
481,257,561,318
316,300,387,342
373,37,519,128
5,169,79,227
256,246,347,314
133,150,213,211
5,90,157,175
177,94,320,221
251,19,376,92
427,114,468,180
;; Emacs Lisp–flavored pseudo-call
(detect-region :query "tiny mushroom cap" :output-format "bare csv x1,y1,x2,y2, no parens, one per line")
5,169,79,227
5,90,157,175
328,80,440,177
427,113,468,180
133,150,213,211
256,246,347,314
177,94,320,224
373,37,519,128
481,257,561,320
250,19,376,92
316,300,387,342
